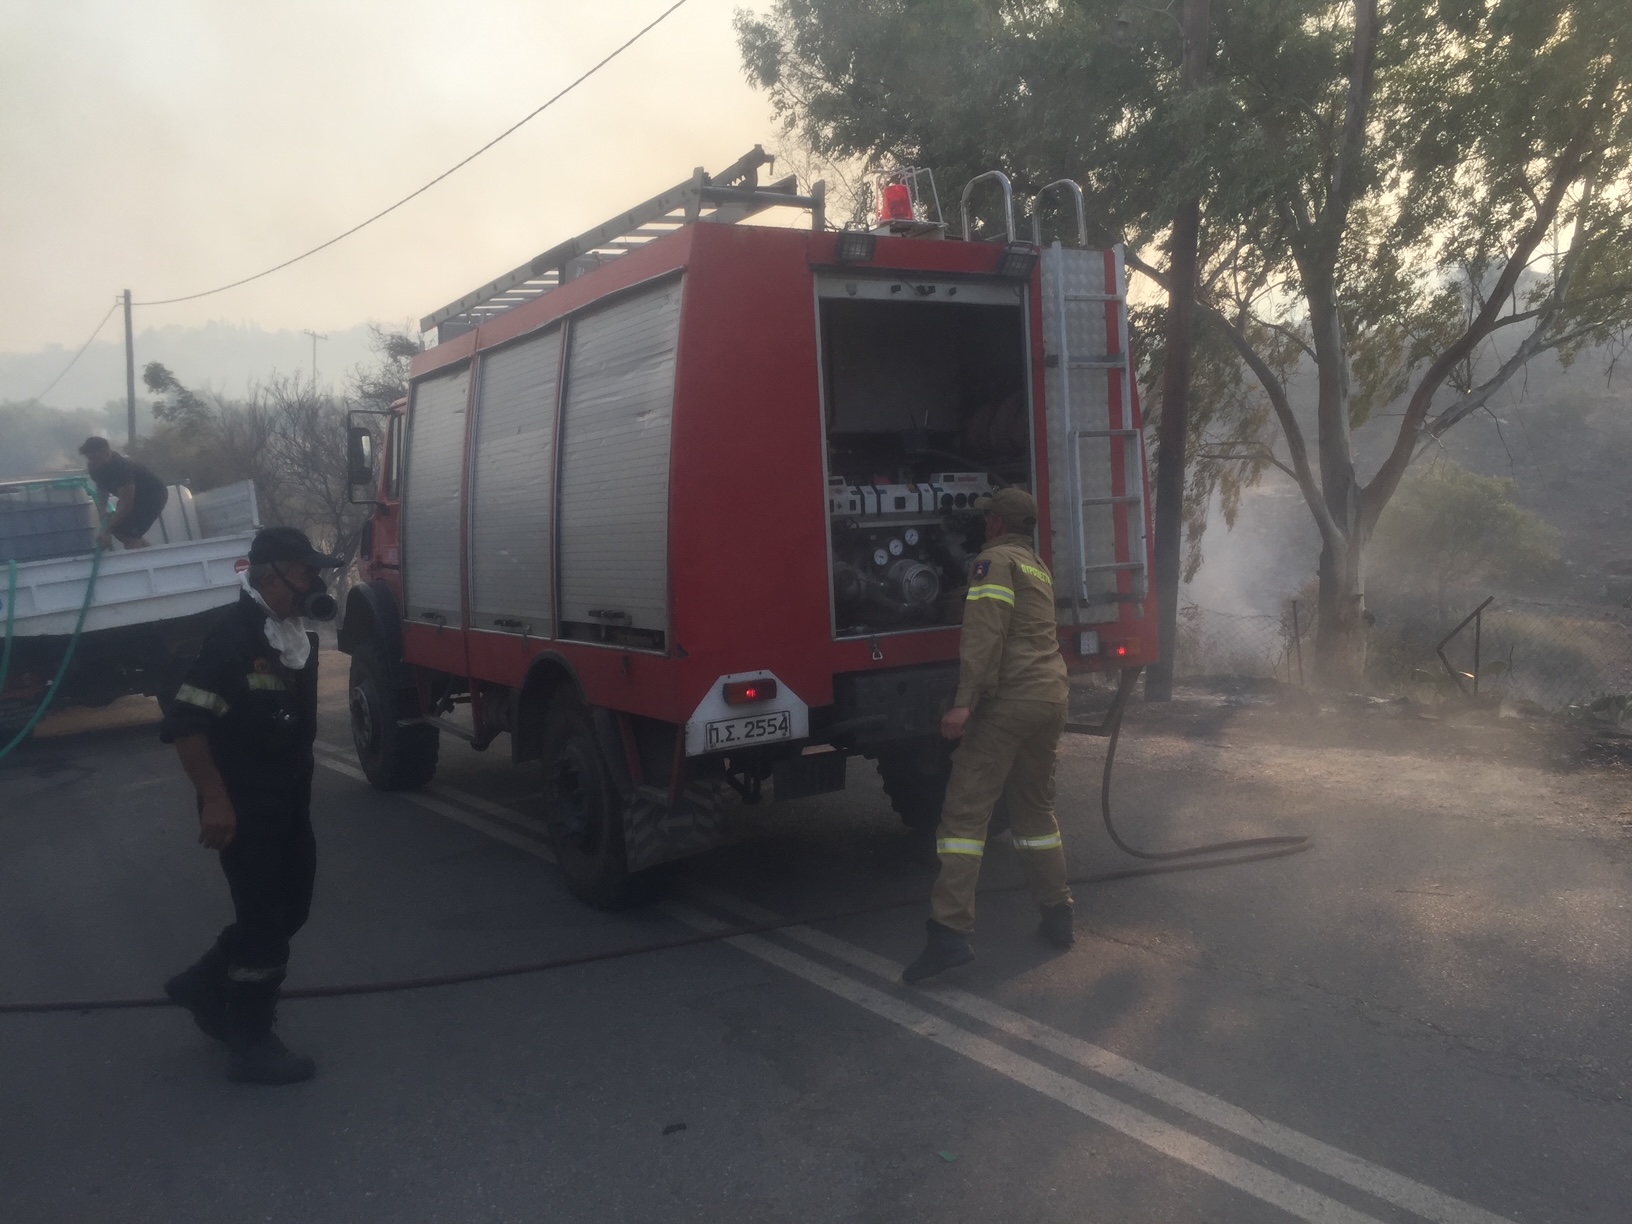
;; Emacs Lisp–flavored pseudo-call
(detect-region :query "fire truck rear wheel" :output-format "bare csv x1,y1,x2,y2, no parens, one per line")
540,696,645,910
349,642,439,790
875,738,954,834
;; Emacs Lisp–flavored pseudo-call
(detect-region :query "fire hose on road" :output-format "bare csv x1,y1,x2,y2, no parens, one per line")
0,665,1308,1017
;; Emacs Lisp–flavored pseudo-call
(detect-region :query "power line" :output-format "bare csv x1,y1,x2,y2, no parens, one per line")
15,299,120,410
136,0,693,308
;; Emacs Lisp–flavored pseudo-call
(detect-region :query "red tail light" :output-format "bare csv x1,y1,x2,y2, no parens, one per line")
723,679,778,705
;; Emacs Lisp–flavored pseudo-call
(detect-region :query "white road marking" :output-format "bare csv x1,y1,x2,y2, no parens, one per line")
682,885,1515,1224
313,752,1516,1224
316,741,547,836
666,900,1389,1224
313,748,554,863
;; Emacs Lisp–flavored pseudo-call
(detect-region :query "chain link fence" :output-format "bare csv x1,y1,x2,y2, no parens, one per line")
1175,593,1632,710
1174,601,1311,685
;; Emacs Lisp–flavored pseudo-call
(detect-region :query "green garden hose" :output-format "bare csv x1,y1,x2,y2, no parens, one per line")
0,477,107,764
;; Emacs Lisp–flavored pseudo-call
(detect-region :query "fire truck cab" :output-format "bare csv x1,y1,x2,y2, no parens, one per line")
341,148,1155,907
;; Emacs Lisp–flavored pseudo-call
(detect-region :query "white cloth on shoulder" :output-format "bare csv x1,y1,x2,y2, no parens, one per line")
240,570,311,669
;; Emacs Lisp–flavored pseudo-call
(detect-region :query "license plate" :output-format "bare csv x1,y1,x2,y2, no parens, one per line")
706,709,792,750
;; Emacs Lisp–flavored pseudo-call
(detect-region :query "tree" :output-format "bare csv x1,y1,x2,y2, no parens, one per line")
738,0,1632,685
248,376,368,564
349,324,421,414
141,362,211,431
1369,461,1561,618
130,366,257,494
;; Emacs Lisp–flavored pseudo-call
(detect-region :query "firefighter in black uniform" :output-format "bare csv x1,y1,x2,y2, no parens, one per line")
160,526,341,1085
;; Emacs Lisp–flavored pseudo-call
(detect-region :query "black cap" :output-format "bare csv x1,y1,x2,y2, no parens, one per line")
248,526,343,568
78,436,111,456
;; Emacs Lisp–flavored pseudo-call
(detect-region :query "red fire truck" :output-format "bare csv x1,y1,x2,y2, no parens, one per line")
340,148,1155,906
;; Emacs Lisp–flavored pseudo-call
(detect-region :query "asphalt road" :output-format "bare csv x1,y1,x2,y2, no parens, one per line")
2,663,1629,1223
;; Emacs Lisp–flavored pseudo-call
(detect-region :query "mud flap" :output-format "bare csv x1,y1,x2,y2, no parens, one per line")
622,782,726,872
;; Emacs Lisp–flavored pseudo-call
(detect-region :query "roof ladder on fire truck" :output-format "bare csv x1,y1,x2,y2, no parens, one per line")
1033,180,1150,626
422,146,826,341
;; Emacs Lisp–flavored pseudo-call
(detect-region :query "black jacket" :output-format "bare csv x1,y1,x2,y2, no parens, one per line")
160,592,319,829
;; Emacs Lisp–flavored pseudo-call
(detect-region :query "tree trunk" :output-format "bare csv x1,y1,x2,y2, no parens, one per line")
1305,295,1368,688
1314,533,1367,688
1148,189,1203,701
1146,0,1211,702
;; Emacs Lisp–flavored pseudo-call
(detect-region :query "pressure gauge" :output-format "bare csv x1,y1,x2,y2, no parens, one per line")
903,528,920,546
888,537,905,557
873,548,889,567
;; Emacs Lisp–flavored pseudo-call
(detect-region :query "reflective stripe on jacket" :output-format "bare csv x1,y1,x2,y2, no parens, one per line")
953,533,1069,709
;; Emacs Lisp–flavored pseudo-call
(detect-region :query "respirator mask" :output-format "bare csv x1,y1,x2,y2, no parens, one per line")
267,563,336,622
302,576,337,623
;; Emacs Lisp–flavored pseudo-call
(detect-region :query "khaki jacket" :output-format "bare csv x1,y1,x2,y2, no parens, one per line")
953,533,1069,710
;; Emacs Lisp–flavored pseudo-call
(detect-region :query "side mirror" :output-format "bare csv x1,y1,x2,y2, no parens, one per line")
346,426,374,487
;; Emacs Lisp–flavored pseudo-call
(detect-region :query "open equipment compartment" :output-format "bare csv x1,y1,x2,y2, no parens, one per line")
816,275,1035,639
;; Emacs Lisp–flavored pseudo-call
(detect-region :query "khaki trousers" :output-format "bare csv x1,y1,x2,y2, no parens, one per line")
930,698,1071,933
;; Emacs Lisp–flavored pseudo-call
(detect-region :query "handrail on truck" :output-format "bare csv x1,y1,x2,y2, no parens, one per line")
1030,179,1087,248
959,171,1016,243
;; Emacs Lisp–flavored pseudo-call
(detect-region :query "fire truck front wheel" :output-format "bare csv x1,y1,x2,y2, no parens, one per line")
349,643,439,790
540,696,645,910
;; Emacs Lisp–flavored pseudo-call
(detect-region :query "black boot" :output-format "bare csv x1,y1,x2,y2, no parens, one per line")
163,938,230,1042
901,920,974,984
1038,902,1075,949
224,970,315,1085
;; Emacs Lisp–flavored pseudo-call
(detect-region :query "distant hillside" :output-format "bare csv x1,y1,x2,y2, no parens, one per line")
0,320,390,413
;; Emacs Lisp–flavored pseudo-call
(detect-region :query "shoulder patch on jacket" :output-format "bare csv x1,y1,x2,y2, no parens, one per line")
972,559,990,581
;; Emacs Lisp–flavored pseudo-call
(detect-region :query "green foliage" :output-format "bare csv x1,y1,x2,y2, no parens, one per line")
1370,462,1561,608
141,362,211,430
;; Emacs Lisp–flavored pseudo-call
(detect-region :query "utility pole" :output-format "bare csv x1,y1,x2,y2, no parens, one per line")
302,329,328,391
123,290,136,446
1146,0,1210,701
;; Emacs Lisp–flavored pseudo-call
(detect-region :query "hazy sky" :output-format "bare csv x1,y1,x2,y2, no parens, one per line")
0,0,783,355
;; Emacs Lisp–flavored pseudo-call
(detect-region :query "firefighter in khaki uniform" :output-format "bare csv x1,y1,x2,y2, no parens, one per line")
903,487,1074,984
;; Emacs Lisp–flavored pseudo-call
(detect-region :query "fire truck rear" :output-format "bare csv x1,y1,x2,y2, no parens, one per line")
340,149,1156,907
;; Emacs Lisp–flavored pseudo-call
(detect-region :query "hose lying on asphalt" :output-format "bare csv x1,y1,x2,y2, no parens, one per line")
0,666,1309,1017
1068,665,1311,862
0,846,1308,1017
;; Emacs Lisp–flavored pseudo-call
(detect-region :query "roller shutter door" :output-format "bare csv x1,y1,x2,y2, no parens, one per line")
469,328,562,635
556,280,682,643
402,365,470,626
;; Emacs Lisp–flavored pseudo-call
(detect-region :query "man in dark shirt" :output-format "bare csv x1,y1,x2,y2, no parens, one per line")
79,435,169,549
160,526,341,1085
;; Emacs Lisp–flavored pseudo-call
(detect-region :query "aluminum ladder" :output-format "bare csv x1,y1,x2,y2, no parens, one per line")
1034,182,1149,628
